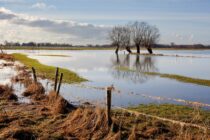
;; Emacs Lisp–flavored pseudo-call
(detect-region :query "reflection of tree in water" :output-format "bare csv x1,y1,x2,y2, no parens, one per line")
111,54,158,83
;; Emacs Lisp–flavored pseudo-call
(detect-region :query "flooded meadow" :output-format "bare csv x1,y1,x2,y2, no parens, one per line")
2,49,210,108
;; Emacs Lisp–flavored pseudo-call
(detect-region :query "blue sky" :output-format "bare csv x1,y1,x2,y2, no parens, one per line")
0,0,210,45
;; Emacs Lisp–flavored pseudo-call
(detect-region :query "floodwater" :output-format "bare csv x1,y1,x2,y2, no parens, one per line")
0,60,30,103
4,49,210,107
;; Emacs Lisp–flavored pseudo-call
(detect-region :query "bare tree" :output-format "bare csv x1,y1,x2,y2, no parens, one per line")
109,26,123,54
131,21,147,54
121,26,132,53
143,25,160,54
110,22,160,54
109,26,132,54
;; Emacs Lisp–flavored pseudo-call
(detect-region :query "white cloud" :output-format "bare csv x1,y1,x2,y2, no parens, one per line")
31,2,56,10
0,7,110,45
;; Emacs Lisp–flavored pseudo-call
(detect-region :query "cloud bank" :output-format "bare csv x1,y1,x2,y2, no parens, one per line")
0,7,110,45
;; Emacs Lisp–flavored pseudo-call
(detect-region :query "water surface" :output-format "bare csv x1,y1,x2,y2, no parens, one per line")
5,49,210,107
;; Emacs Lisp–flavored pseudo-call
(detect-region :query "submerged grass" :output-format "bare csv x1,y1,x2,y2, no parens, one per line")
116,66,210,87
145,72,210,87
12,53,86,84
37,54,70,57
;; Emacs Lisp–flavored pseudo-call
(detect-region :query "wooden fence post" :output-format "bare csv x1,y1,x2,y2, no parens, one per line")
107,86,113,126
57,73,63,96
0,48,3,54
32,67,37,83
54,67,59,91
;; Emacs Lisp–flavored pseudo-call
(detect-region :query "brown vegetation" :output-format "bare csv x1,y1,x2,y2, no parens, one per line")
48,91,75,114
63,107,109,139
0,53,14,61
1,97,208,139
0,85,17,101
22,82,46,101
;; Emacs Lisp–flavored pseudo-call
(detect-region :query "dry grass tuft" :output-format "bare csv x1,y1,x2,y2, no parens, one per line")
0,85,17,101
105,131,121,140
48,91,75,114
22,82,46,100
63,107,111,139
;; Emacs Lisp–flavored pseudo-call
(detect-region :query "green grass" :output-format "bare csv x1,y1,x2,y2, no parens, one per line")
37,54,70,57
116,66,210,87
12,53,86,84
128,104,210,126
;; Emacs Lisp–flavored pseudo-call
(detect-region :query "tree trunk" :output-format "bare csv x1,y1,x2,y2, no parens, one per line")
136,45,140,54
115,46,119,54
116,53,120,64
147,47,153,54
125,46,132,53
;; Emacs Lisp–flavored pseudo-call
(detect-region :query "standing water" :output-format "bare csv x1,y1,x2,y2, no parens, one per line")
5,49,210,107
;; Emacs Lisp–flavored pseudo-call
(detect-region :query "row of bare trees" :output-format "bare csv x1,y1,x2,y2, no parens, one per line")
109,21,160,54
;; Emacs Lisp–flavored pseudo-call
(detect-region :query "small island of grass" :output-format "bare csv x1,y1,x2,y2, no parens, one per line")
145,72,210,87
116,66,210,87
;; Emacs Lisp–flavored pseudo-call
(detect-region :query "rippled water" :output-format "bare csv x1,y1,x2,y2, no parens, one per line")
5,49,210,107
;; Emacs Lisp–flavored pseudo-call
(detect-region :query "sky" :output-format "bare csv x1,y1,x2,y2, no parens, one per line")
0,0,210,45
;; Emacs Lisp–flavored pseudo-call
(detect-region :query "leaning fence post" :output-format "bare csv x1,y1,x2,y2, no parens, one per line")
57,73,63,96
32,67,37,83
107,86,113,126
54,67,59,91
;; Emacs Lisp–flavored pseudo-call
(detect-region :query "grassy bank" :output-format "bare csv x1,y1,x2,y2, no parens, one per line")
12,53,86,83
116,66,210,87
128,104,210,126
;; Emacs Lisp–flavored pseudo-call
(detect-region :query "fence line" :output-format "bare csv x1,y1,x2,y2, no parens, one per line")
114,106,209,134
73,83,210,108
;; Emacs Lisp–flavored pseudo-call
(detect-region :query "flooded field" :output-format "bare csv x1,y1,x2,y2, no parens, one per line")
3,49,210,107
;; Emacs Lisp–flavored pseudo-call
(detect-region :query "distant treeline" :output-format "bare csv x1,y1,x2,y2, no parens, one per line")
0,41,113,48
0,41,209,49
153,44,210,49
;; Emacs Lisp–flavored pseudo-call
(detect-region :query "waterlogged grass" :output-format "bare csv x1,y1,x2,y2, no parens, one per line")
116,66,210,87
128,104,210,126
145,72,210,87
37,54,70,57
12,53,86,84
